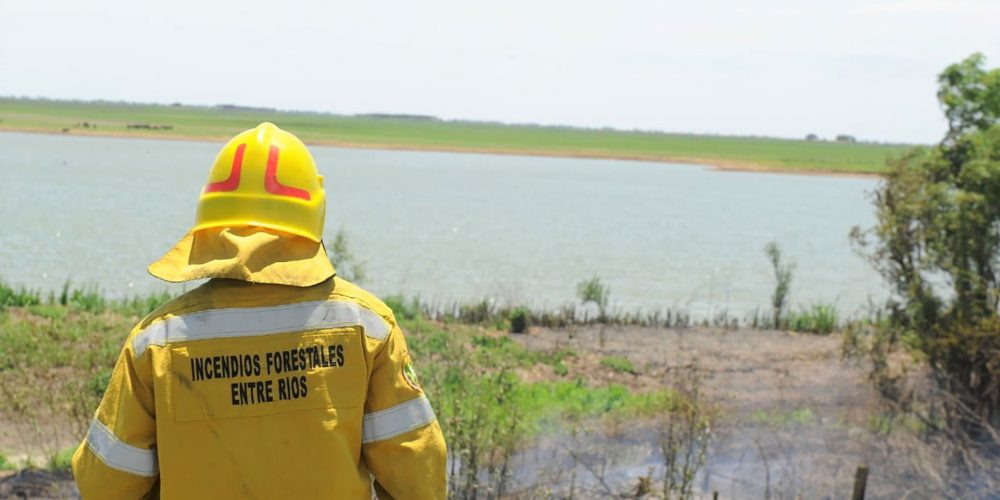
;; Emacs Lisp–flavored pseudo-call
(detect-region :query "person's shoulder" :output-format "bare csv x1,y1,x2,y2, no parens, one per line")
124,278,398,355
329,276,397,328
132,282,217,331
121,281,221,353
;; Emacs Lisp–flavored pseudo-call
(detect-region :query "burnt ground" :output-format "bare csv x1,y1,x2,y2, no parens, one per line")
0,325,962,499
512,324,874,421
0,470,77,500
507,325,949,499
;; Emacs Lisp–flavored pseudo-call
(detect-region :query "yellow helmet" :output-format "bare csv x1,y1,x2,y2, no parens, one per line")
194,123,326,242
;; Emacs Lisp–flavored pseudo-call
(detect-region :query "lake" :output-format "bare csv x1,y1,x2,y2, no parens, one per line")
0,131,886,317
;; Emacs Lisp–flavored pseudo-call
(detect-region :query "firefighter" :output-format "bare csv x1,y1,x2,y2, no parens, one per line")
71,122,447,499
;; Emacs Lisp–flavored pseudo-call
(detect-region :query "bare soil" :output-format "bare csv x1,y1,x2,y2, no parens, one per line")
1,325,942,498
507,326,951,499
512,324,875,420
0,470,76,500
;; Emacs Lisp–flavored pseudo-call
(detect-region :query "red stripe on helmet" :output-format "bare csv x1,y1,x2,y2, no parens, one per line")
264,145,311,201
204,143,245,193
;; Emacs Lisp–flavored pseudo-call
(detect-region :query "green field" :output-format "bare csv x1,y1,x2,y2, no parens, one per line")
0,98,911,173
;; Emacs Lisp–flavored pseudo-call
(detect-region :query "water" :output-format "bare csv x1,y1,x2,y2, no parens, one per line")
0,132,886,315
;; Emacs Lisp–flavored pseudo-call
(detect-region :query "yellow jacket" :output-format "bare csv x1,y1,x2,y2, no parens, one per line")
71,276,447,499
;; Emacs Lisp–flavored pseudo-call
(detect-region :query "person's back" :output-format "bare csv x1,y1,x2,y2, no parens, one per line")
71,123,447,499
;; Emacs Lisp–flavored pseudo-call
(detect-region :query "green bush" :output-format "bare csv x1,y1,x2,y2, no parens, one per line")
508,306,529,333
852,53,1000,426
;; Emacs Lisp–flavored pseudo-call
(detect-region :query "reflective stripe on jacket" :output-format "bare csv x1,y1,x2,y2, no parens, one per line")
71,277,447,499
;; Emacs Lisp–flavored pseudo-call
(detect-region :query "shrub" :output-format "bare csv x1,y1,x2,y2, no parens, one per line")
764,241,794,329
852,53,1000,427
508,306,529,333
577,275,610,320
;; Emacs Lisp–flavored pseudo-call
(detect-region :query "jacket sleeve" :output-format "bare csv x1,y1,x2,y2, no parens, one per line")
72,337,159,500
361,322,447,500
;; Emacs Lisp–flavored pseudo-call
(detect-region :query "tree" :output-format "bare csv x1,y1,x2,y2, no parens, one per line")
852,54,1000,428
937,53,1000,144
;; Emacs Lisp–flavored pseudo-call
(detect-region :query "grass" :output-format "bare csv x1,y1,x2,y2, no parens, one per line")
387,293,852,333
750,407,816,426
0,282,682,497
0,275,857,495
600,355,638,375
0,279,41,307
0,97,911,173
401,314,680,497
0,451,15,471
47,447,75,471
786,303,840,334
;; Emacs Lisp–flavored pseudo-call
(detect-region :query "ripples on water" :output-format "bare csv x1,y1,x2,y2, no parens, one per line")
0,132,887,316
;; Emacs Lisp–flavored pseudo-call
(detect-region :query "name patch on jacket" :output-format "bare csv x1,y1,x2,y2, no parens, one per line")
168,330,365,421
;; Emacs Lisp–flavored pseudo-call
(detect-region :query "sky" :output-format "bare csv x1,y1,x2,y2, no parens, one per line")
1,0,997,144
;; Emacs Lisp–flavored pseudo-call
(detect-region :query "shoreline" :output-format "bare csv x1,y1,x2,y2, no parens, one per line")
0,126,882,179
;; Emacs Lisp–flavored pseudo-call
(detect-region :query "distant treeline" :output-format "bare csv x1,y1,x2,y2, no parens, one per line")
355,113,440,121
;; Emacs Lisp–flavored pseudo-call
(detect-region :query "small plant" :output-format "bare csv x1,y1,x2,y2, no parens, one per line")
577,275,611,320
0,451,15,471
787,303,839,334
327,228,367,283
68,284,106,313
601,355,637,375
508,306,529,333
658,367,715,499
116,290,174,316
764,241,794,329
457,299,494,324
384,295,419,321
0,280,41,308
47,447,75,471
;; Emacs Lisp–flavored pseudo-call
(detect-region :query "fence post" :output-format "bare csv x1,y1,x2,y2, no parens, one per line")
851,465,869,500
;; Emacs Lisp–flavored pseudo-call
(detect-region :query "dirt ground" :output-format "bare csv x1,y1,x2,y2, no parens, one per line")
0,325,939,499
508,325,955,499
512,324,875,420
0,470,76,500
